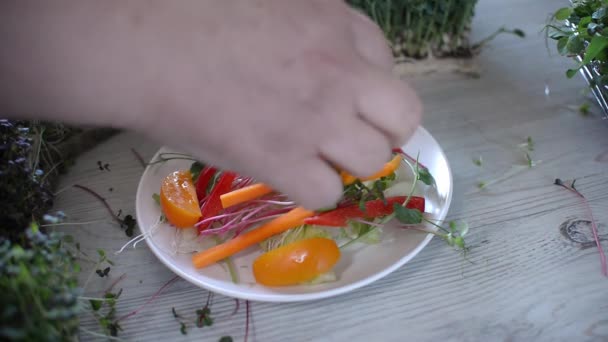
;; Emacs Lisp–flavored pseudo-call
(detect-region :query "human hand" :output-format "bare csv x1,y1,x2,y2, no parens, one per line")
1,0,422,209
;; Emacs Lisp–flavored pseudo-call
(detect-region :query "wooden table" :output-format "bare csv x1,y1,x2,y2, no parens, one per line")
54,0,608,341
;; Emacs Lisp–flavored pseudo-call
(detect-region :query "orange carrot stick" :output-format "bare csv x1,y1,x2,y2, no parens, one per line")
220,183,273,209
192,207,314,269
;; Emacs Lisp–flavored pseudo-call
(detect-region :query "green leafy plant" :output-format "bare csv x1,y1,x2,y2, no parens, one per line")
0,119,116,240
0,119,117,340
547,1,608,86
89,289,123,337
0,224,81,341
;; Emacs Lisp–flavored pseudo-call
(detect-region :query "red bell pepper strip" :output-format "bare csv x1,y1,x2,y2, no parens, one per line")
197,171,237,233
195,166,217,200
304,196,425,227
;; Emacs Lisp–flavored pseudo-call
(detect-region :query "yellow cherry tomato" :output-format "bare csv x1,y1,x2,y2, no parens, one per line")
160,170,201,228
253,238,340,286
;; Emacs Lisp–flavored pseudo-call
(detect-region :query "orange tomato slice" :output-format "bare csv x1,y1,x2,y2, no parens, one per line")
160,170,202,228
252,238,340,286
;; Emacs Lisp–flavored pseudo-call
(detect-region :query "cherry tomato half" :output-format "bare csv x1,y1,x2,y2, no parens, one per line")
160,170,202,228
253,238,340,286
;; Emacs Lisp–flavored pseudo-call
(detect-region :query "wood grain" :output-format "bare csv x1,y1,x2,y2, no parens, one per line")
51,0,608,341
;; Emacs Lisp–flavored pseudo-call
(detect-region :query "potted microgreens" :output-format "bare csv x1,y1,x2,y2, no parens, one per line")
347,0,524,76
0,120,118,340
547,0,608,119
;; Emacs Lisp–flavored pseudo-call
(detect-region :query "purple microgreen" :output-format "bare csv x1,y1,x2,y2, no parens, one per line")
554,178,607,276
130,147,147,169
73,184,137,237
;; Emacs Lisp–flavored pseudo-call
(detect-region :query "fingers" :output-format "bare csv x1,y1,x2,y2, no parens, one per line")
347,8,422,147
269,157,344,210
348,8,394,71
353,69,422,148
318,116,392,178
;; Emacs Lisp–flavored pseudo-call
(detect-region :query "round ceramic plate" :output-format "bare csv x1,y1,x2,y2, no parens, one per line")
135,126,452,302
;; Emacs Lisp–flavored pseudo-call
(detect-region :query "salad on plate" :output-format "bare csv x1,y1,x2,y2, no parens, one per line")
148,148,445,287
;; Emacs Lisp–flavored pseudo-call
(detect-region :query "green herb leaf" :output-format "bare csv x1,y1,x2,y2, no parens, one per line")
96,267,111,278
152,193,161,205
449,221,469,237
189,161,205,181
180,323,187,335
555,7,573,20
120,214,137,237
358,196,367,213
196,307,213,328
579,102,591,115
453,236,466,249
219,337,234,342
566,35,585,54
393,204,423,224
172,307,179,318
550,29,571,40
583,36,608,65
557,36,569,55
566,68,580,78
97,249,106,259
373,180,388,205
512,29,526,38
525,152,534,168
526,136,534,151
578,17,593,38
90,300,102,311
418,168,435,186
472,156,483,167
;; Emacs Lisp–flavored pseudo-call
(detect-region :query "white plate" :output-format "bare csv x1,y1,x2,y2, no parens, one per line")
135,126,453,302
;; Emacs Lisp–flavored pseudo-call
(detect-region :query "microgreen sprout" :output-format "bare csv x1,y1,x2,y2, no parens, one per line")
473,155,483,167
554,178,607,276
83,248,114,289
73,184,137,237
526,136,534,151
89,288,123,337
525,152,535,168
393,205,469,252
579,102,591,116
171,292,215,335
